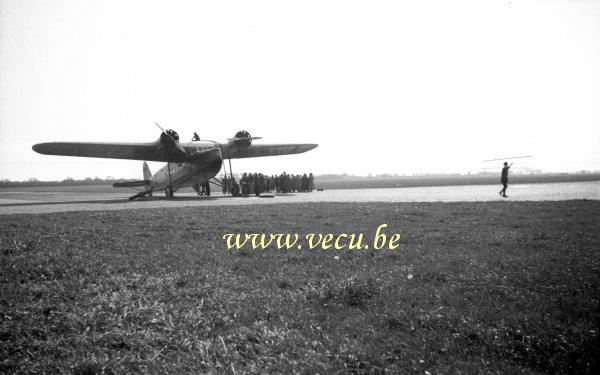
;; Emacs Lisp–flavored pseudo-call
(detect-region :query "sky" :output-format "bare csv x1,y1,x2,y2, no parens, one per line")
1,0,599,181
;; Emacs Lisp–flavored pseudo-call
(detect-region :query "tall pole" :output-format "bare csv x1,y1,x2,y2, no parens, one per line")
167,162,173,187
228,151,234,179
483,155,532,162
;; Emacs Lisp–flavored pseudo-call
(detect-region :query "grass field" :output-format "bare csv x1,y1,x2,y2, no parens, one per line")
1,201,599,374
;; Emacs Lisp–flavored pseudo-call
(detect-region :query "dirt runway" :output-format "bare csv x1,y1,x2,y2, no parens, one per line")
1,181,599,215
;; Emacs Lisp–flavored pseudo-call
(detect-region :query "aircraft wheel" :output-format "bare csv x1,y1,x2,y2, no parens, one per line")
165,185,174,198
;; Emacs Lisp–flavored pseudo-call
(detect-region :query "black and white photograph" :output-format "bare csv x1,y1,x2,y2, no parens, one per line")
1,0,599,373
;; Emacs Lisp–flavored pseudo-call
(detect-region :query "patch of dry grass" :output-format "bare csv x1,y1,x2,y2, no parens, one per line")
1,201,599,374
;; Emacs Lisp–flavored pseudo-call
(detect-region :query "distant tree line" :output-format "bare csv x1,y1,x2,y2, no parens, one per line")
0,176,134,188
1,171,599,188
316,171,600,180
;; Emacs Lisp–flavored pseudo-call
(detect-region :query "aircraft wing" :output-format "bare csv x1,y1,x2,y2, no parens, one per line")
222,143,318,159
32,142,176,162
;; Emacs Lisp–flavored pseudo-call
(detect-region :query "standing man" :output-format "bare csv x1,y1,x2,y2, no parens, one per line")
499,162,512,198
222,175,228,195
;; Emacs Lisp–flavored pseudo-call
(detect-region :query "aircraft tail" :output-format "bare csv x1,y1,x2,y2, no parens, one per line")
143,162,152,180
112,162,153,190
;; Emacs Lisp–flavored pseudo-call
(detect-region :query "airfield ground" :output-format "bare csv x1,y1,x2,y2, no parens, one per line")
1,181,599,215
1,201,599,374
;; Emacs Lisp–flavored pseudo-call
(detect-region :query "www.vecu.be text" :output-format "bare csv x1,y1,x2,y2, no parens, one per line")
223,224,400,250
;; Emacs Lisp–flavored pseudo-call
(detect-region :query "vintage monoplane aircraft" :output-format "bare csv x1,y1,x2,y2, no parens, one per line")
32,124,318,200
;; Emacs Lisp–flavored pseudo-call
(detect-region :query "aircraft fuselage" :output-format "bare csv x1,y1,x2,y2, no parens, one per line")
150,144,223,193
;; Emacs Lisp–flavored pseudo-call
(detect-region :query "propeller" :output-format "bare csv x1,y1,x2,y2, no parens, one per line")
227,131,262,141
155,122,187,156
227,136,263,141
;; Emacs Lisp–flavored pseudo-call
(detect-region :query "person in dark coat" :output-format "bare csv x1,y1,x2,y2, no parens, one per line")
499,162,512,198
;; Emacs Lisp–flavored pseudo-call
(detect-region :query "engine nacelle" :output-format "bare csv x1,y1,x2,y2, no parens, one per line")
232,130,252,148
165,129,179,142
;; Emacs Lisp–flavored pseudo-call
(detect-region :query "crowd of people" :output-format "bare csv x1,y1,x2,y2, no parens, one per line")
221,172,315,196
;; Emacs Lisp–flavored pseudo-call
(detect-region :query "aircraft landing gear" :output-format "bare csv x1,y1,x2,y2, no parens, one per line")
193,182,211,196
165,185,174,198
